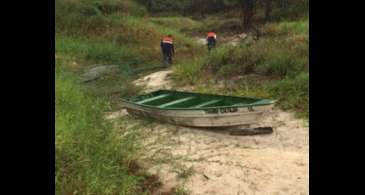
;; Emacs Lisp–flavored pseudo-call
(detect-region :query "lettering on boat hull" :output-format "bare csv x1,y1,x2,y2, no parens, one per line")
204,107,239,114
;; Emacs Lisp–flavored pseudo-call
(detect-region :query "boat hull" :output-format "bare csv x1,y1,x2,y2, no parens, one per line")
122,101,274,127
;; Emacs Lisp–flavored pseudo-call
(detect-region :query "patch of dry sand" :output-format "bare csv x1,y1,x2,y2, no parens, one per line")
133,70,173,92
141,109,308,195
104,109,128,120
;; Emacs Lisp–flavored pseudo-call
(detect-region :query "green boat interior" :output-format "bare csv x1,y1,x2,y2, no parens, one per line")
125,90,275,109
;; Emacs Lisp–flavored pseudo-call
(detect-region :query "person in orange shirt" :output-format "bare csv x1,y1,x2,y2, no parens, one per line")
160,34,175,67
207,31,217,51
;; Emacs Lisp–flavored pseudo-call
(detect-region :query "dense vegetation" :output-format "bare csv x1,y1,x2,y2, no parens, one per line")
138,0,308,29
55,0,203,105
56,0,201,72
173,18,308,117
55,0,206,194
56,0,308,194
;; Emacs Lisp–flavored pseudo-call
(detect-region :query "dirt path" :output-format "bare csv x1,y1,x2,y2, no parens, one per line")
133,70,173,92
195,33,248,47
112,70,309,195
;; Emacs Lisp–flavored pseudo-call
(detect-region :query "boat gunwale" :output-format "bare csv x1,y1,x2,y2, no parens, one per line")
121,89,277,111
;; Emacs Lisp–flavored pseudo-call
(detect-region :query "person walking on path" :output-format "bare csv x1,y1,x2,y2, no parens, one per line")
207,31,217,52
160,34,175,67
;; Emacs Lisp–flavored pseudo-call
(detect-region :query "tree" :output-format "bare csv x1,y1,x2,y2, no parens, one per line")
242,0,255,31
190,0,208,18
264,0,272,22
145,0,150,9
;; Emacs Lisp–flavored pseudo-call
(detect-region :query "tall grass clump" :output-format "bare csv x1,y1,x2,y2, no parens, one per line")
55,0,206,111
97,0,146,16
271,0,309,20
253,38,308,78
148,16,201,31
202,45,264,77
55,35,150,69
173,57,206,85
262,19,309,36
56,0,146,35
192,37,307,80
269,72,309,117
173,19,308,117
184,17,242,35
56,0,204,71
56,66,156,194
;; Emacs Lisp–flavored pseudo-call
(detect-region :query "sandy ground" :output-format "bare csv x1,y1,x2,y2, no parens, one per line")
133,70,173,92
108,70,309,195
143,110,308,195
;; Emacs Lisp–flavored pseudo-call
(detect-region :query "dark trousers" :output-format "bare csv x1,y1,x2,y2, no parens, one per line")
162,52,172,67
207,39,216,51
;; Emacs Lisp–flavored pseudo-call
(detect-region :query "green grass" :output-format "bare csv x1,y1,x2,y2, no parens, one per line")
55,0,146,33
56,66,157,194
269,72,309,118
56,1,309,194
148,16,201,31
56,35,142,66
175,35,308,79
55,12,205,107
174,186,190,195
55,0,205,108
173,19,309,118
55,1,207,193
96,0,147,16
183,17,243,36
172,57,206,85
56,8,204,72
262,19,309,36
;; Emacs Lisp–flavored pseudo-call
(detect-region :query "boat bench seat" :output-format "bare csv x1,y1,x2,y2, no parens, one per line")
190,99,221,108
231,103,247,106
136,94,171,104
158,96,195,108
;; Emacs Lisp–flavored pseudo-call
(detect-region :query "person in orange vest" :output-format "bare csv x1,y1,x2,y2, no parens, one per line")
207,31,217,51
160,34,175,67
